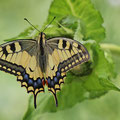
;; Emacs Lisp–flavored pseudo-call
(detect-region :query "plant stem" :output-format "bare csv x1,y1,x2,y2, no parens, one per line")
100,43,120,54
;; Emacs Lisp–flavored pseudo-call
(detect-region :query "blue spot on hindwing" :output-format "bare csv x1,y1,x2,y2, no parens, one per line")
51,81,54,87
24,74,28,80
37,78,43,88
34,82,38,89
28,79,33,86
37,78,41,84
54,77,58,83
56,72,61,78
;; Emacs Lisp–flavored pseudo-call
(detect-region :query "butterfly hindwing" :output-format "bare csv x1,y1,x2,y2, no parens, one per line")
46,38,90,105
0,39,44,108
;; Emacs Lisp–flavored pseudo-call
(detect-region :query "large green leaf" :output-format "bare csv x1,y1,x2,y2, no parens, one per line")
46,0,105,42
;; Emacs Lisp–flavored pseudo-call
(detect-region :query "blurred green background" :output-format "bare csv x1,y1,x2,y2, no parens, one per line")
0,0,120,120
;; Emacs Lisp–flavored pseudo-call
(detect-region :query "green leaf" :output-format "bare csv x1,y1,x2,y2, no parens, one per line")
47,0,105,42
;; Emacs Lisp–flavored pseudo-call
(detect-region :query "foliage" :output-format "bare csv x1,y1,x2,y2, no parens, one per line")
5,0,120,120
16,0,119,120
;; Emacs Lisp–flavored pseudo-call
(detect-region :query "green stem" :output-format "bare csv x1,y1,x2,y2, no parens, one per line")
100,43,120,54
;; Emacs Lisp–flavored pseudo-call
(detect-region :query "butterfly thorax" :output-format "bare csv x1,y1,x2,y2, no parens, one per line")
37,32,46,54
37,32,47,73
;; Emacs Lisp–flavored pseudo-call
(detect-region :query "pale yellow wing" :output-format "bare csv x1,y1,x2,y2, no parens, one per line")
46,38,90,106
0,39,44,108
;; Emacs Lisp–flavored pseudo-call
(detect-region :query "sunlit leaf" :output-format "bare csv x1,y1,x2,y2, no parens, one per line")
47,0,105,42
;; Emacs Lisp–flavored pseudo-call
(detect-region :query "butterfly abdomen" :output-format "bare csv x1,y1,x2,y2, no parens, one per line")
39,55,47,72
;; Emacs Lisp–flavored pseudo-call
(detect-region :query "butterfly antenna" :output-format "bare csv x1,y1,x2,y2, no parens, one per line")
42,16,56,32
24,18,41,33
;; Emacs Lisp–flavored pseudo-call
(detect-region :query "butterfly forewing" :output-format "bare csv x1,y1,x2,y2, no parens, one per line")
46,38,90,105
47,38,90,71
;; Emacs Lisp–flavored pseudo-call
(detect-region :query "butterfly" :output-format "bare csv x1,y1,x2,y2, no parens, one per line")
0,20,90,108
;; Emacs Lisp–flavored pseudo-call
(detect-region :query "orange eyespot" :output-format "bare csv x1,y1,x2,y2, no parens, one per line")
42,79,45,86
45,80,48,86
